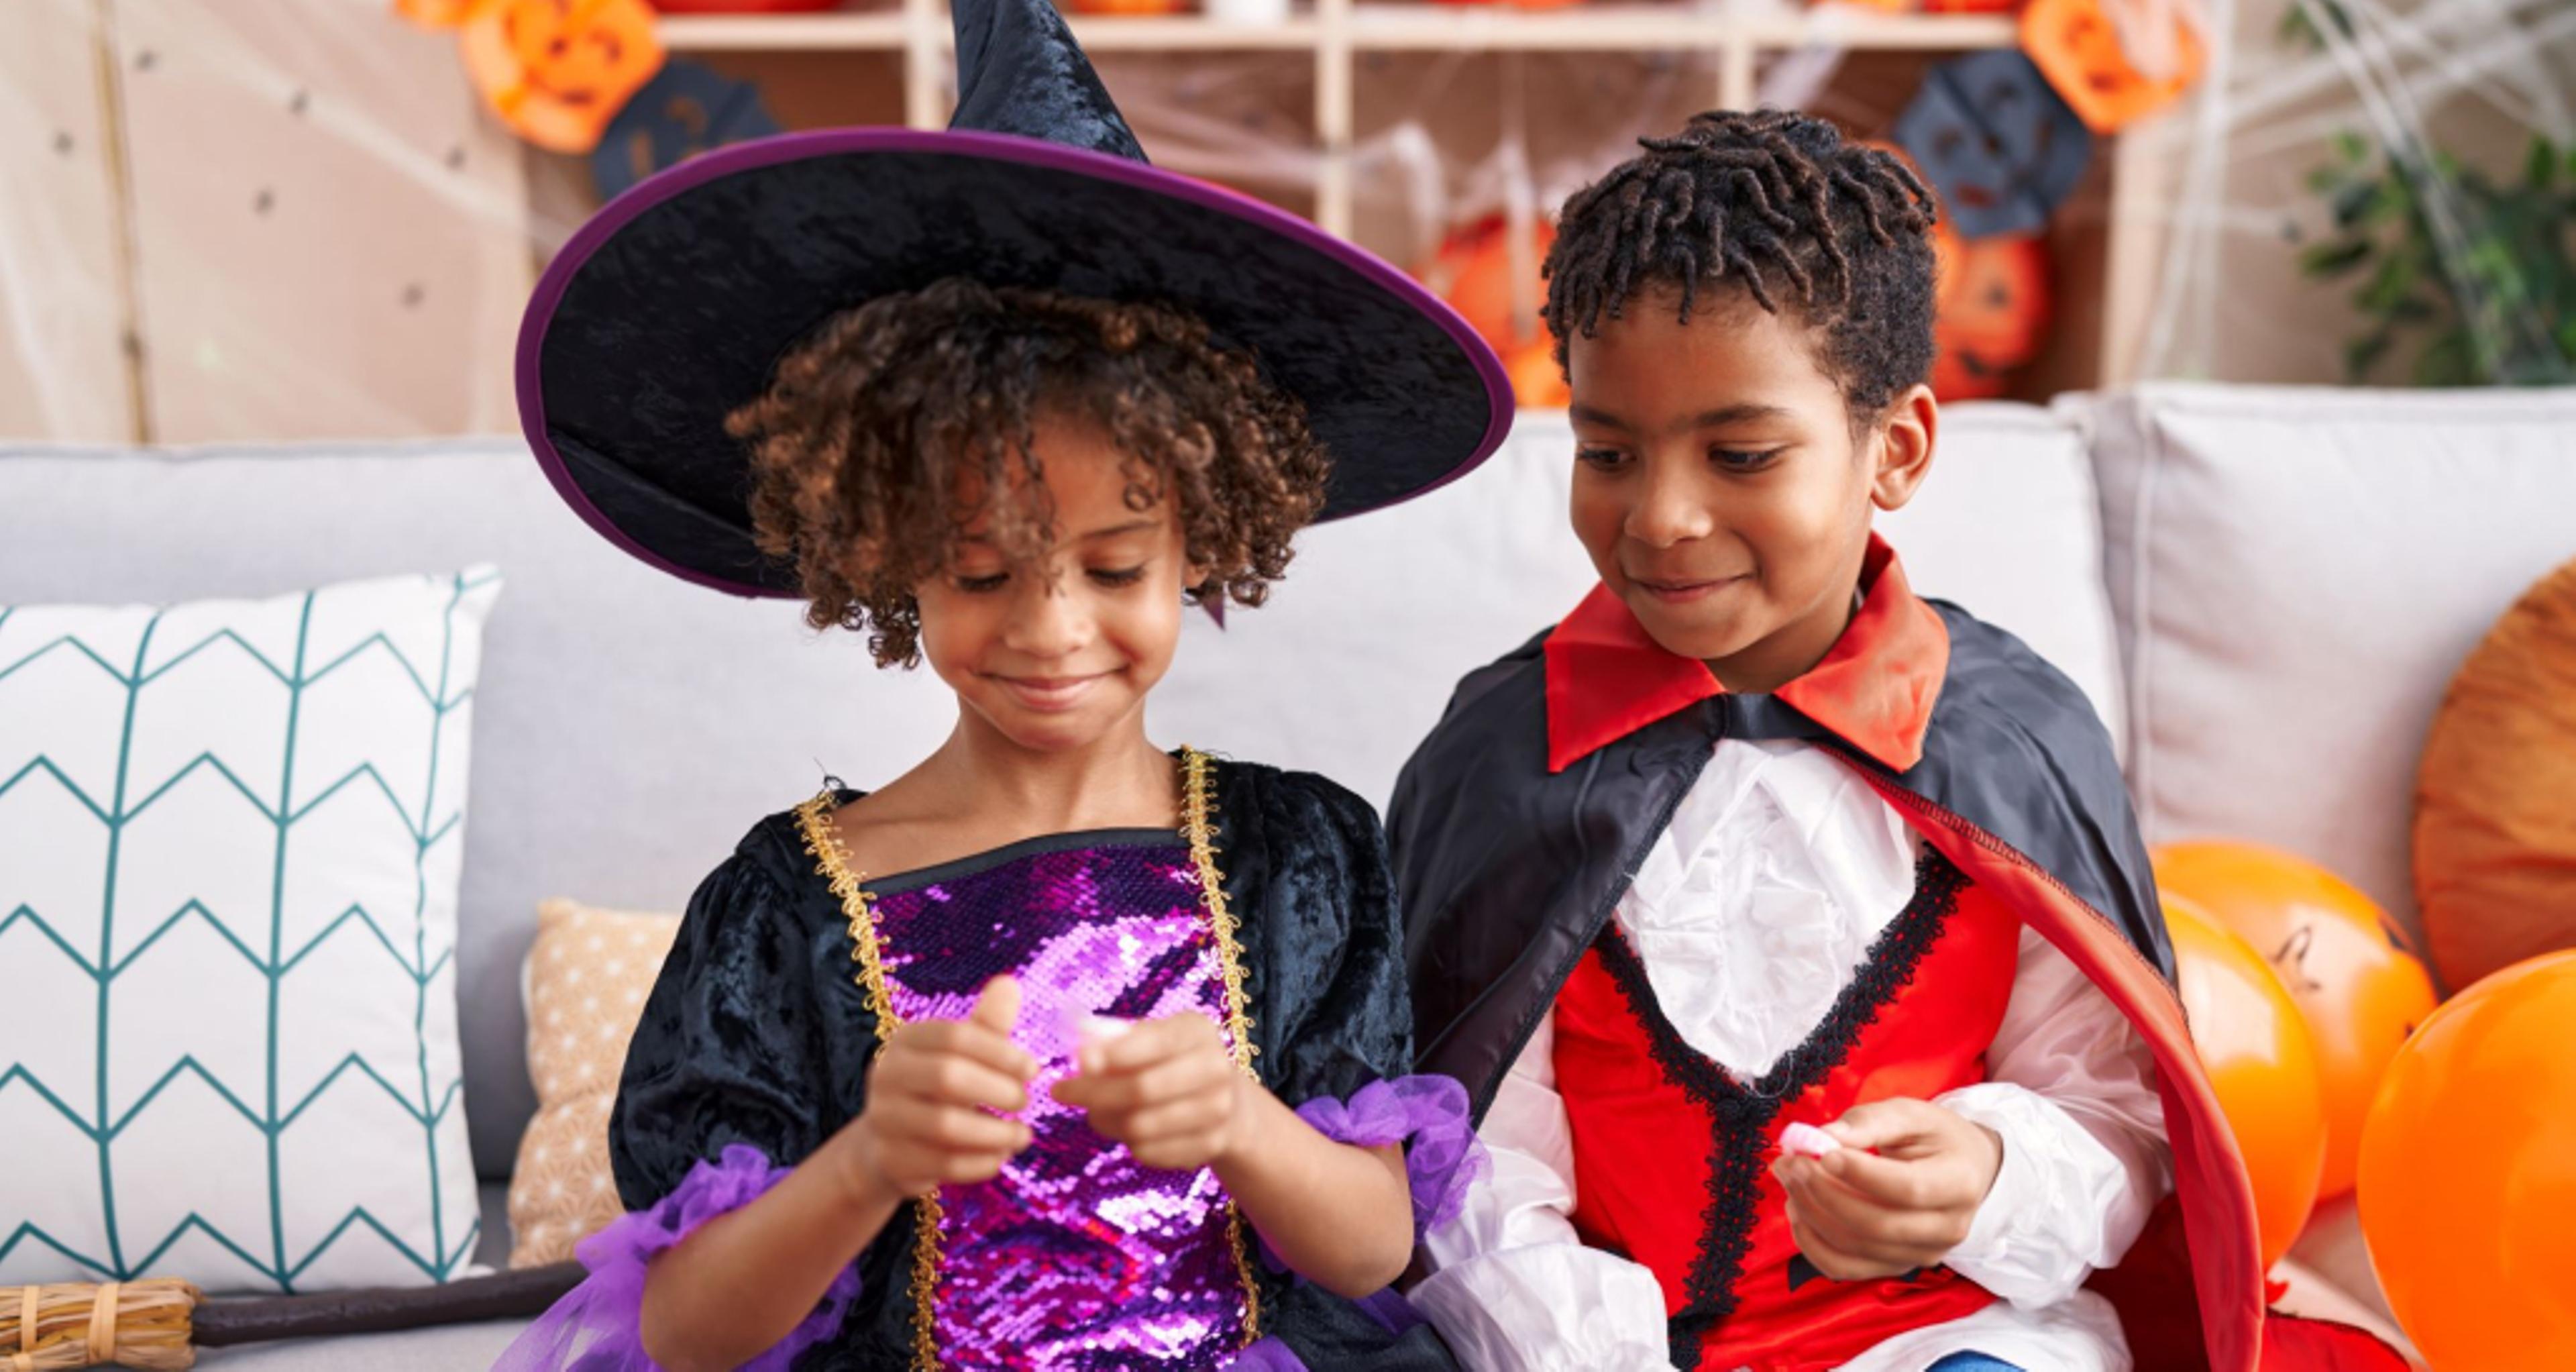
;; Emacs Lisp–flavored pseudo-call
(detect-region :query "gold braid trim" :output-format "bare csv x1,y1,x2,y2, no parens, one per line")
795,793,945,1372
1178,748,1265,1345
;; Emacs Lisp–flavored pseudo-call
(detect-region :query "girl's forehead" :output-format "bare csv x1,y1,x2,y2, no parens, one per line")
949,443,1176,549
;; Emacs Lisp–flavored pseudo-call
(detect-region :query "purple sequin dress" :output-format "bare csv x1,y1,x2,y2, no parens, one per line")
495,761,1488,1372
865,835,1254,1368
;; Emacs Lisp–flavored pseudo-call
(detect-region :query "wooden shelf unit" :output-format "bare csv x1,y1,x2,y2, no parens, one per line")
637,3,2141,392
659,2,2025,238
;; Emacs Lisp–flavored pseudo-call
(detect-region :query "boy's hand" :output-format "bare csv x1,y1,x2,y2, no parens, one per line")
1051,1012,1252,1171
1771,1098,2004,1281
839,977,1037,1198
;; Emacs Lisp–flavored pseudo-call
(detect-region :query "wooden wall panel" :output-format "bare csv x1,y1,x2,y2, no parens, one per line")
0,0,135,442
108,0,530,442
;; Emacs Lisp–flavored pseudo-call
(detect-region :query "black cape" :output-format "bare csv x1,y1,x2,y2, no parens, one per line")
613,759,1454,1370
1389,603,2171,1122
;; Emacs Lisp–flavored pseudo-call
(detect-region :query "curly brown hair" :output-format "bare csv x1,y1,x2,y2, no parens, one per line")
728,278,1331,667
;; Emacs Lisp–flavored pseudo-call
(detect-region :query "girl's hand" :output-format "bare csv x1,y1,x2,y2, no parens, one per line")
837,977,1038,1198
1770,1098,2004,1281
1051,1012,1251,1171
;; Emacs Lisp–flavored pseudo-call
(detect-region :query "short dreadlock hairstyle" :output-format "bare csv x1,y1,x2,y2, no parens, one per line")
1544,109,1941,422
729,278,1329,668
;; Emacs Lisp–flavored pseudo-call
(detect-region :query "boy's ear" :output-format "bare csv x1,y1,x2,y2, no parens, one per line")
1869,383,1939,513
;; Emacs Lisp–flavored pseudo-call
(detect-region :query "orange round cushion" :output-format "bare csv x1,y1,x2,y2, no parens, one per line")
2414,557,2576,990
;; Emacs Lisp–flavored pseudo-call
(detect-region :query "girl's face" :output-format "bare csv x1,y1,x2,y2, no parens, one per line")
916,415,1199,754
1564,288,1935,694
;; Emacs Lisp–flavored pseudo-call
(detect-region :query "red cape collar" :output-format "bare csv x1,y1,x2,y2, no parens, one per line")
1543,535,1950,774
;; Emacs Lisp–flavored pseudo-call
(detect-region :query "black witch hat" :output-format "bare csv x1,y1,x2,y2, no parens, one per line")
518,0,1513,598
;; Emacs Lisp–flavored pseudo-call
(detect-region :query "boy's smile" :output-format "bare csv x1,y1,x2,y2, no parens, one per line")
1564,286,1938,696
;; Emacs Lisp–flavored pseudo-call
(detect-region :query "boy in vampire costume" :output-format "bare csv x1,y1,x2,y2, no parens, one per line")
1387,112,2406,1372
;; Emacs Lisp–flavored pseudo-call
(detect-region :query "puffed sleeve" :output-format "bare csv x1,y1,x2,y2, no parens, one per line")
495,851,865,1372
611,853,847,1206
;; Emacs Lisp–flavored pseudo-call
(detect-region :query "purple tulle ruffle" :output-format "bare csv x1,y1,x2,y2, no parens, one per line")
490,1145,861,1371
1292,1073,1487,1240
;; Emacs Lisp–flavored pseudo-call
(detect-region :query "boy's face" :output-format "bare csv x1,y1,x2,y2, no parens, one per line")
916,415,1199,754
1564,287,1936,694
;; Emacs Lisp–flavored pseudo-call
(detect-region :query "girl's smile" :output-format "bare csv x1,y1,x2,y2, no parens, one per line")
915,413,1201,755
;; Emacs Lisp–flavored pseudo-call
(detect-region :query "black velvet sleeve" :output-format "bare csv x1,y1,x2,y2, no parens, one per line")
1219,764,1461,1369
608,851,847,1211
1219,763,1415,1109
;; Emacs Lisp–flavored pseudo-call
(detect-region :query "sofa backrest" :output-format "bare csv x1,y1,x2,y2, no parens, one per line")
2082,382,2576,968
0,402,2118,1177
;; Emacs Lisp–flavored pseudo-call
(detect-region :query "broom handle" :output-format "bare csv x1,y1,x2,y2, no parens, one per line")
191,1264,582,1347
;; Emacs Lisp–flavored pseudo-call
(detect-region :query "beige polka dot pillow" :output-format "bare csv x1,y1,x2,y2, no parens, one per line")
508,897,680,1268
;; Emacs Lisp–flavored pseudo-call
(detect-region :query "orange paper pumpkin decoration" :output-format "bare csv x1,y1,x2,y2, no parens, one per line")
2021,0,2207,134
1503,339,1568,409
2163,891,2329,1271
462,0,666,154
1925,0,2019,12
1418,215,1557,356
2154,841,2438,1200
2358,951,2576,1370
1929,234,2050,401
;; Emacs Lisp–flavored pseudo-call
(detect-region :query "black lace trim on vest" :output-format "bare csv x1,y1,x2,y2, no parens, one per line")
1590,845,1968,1369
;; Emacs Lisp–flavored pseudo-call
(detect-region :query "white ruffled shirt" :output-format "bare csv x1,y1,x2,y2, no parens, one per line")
1412,738,2171,1372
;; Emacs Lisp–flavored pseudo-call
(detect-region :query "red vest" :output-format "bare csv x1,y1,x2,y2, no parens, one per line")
1554,848,2023,1371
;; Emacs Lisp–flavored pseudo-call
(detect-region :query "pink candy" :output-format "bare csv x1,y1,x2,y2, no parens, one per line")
1781,1121,1843,1158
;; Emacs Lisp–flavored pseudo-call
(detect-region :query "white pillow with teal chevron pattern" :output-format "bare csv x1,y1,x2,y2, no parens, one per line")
0,568,501,1294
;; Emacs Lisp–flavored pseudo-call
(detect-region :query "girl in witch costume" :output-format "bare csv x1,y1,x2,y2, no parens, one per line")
1389,112,2406,1372
493,3,1507,1369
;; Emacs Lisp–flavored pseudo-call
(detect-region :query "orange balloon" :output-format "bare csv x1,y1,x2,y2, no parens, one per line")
2163,892,2328,1270
2359,951,2576,1369
2155,841,2438,1199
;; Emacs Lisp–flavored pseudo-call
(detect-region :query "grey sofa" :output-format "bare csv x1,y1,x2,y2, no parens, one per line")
5,382,2571,1367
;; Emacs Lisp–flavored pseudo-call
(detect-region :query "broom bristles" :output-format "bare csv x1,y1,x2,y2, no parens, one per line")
0,1279,201,1371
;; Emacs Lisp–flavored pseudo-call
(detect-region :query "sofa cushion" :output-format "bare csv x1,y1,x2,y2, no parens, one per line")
508,898,679,1267
1,570,496,1291
2085,382,2576,948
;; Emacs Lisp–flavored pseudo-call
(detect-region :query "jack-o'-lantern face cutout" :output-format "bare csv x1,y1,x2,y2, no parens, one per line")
1894,50,2093,240
462,0,665,154
1930,234,2052,401
2021,0,2207,133
589,58,782,200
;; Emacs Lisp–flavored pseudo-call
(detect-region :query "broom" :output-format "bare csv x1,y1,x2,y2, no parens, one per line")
0,1265,580,1369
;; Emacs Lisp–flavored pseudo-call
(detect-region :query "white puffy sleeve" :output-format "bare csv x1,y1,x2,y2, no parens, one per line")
1409,1012,1679,1372
1935,927,2172,1308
